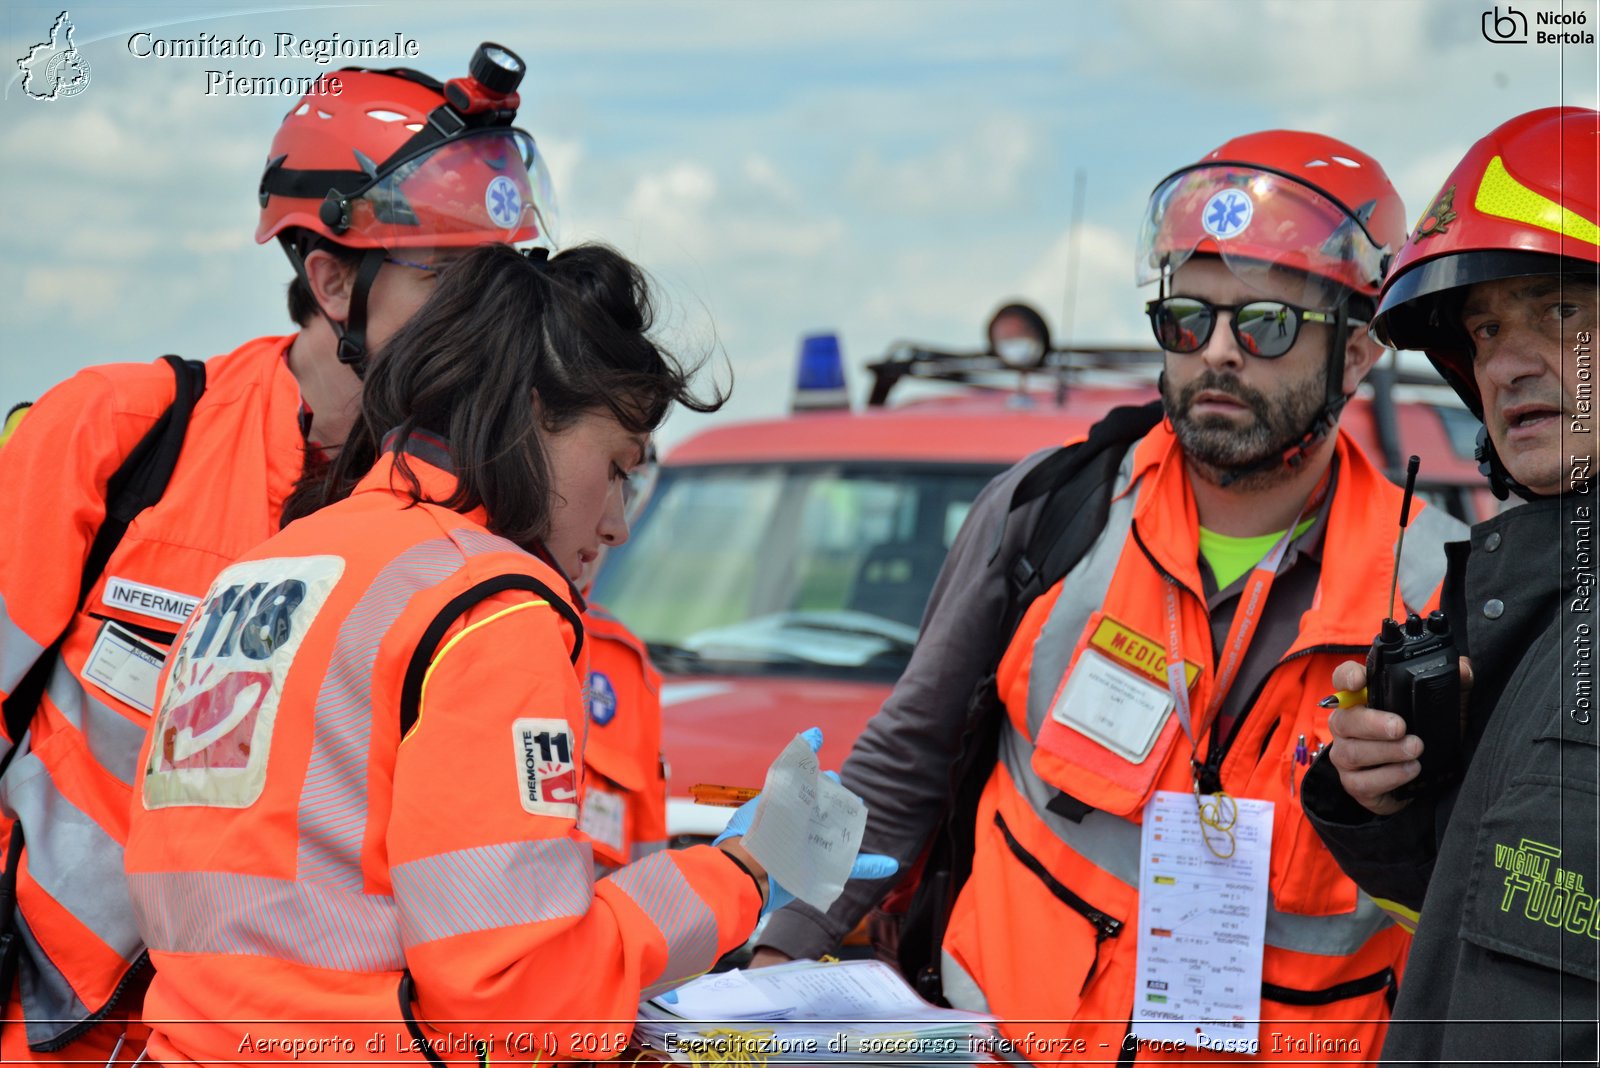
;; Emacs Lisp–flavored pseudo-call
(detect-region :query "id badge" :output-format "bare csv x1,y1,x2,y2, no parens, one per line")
1050,647,1173,764
82,620,168,716
579,783,628,857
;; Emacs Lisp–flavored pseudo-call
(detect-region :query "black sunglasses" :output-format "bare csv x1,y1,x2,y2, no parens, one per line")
1145,296,1359,359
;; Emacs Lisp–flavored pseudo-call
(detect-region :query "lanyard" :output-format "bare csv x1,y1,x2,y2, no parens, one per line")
1161,469,1331,753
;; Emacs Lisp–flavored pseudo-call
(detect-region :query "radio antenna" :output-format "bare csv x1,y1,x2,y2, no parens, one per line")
1389,455,1421,620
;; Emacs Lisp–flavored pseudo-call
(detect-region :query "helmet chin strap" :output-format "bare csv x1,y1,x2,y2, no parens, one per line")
1474,425,1538,502
278,236,385,379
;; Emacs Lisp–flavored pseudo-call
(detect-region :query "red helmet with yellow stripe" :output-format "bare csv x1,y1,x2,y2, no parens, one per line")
1372,107,1600,418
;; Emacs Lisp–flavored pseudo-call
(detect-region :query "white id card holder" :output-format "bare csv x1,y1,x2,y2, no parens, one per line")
1050,647,1173,763
82,620,168,716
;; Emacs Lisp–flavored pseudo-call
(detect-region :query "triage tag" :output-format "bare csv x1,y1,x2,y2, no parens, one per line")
82,620,168,716
1132,790,1274,1055
742,734,866,910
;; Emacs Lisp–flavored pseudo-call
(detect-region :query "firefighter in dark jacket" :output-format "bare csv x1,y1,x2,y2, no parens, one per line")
1302,107,1600,1066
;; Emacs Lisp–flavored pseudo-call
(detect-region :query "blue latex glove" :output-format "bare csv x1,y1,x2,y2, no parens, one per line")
714,727,900,915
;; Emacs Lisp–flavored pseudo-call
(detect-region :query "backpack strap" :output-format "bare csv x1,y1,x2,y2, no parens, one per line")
1002,400,1164,633
895,400,1163,1003
0,355,207,774
398,574,585,738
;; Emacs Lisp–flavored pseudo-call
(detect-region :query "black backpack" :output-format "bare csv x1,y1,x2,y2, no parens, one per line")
888,400,1163,1004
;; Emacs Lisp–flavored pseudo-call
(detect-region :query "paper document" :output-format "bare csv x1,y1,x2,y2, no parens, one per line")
1132,789,1273,1055
636,959,998,1063
742,735,866,909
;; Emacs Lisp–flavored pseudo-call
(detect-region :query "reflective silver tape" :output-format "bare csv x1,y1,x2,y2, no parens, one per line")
392,838,594,946
130,869,406,972
0,589,47,696
47,660,147,786
998,722,1392,956
607,852,721,987
1024,452,1139,740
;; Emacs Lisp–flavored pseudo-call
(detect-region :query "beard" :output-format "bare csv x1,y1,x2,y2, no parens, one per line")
1160,365,1327,487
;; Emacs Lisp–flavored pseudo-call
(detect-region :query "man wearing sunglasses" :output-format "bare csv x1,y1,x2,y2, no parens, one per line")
1304,108,1599,1065
0,47,556,1063
753,130,1466,1062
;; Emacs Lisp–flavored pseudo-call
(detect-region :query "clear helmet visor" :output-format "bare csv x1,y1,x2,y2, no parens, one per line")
350,128,559,249
1135,164,1387,309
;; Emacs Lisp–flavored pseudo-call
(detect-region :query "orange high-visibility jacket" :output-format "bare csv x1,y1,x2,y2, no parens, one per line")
124,446,760,1066
578,604,667,869
939,424,1461,1061
0,337,304,1057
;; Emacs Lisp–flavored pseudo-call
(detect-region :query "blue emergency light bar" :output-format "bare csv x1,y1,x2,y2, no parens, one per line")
793,332,849,411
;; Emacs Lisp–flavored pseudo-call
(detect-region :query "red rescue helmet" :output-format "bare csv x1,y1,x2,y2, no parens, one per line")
256,43,558,372
1137,130,1407,312
1371,107,1600,418
257,57,556,251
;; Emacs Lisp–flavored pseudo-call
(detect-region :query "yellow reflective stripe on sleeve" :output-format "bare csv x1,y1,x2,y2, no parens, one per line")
1477,154,1600,246
404,599,550,742
1370,896,1420,934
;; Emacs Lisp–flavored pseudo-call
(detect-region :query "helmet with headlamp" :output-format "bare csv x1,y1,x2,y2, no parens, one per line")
257,42,559,372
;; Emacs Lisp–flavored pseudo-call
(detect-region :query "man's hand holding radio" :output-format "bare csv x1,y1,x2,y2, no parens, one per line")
1325,658,1473,817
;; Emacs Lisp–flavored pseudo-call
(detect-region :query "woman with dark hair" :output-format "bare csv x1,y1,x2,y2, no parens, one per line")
121,244,891,1065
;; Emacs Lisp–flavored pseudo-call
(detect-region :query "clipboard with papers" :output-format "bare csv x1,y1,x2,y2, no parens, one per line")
633,958,1001,1064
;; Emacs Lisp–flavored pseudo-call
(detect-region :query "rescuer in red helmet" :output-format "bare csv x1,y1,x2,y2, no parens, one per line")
1304,107,1600,1066
752,130,1466,1062
0,43,554,1063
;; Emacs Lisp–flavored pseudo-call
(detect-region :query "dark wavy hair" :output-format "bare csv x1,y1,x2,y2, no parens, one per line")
283,242,727,547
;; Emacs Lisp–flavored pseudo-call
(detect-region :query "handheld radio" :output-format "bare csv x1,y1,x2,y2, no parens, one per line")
1364,456,1462,800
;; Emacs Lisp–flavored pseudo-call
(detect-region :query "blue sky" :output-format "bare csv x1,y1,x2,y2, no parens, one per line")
3,0,1596,447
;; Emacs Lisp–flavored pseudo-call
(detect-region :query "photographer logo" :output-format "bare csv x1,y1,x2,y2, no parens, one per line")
1482,5,1530,42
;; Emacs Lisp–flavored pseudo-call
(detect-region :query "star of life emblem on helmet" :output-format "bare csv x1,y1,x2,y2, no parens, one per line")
1201,189,1253,240
485,175,523,229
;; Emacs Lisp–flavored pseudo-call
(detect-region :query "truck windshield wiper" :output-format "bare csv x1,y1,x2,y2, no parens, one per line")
645,641,706,672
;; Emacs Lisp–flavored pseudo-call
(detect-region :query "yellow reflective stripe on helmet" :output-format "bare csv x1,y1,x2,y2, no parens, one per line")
0,405,29,449
1369,895,1420,934
1476,154,1600,246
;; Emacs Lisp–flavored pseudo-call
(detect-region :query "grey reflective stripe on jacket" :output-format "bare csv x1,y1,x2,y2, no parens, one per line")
998,723,1393,956
0,668,150,1048
1023,448,1137,739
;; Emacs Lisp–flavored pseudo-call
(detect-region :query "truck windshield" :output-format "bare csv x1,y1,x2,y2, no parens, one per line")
591,461,1001,680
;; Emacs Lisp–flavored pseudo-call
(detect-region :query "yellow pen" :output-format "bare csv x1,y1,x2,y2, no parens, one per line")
1318,687,1369,709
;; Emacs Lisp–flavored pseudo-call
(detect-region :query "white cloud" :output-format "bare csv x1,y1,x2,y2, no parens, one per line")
620,162,720,259
23,267,122,311
1019,223,1147,345
847,112,1037,212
